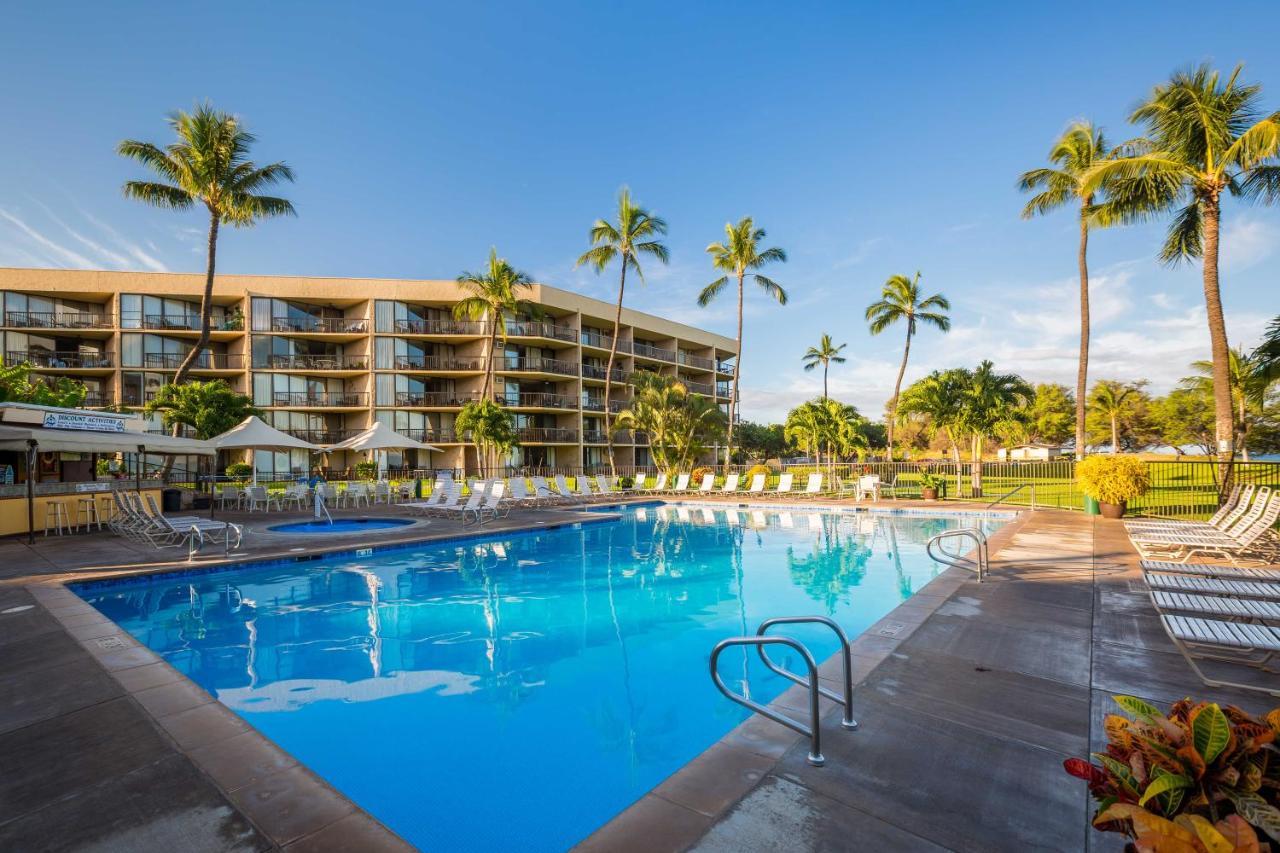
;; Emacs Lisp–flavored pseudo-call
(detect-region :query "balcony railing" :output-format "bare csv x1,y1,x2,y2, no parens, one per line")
633,342,676,362
142,313,201,331
80,393,108,407
678,352,715,371
142,352,242,370
401,428,460,443
284,428,361,444
271,317,368,334
272,391,369,407
7,350,112,369
580,331,629,352
394,354,485,372
495,355,578,376
582,364,628,382
506,319,576,342
394,391,480,407
582,431,609,444
122,390,161,406
632,431,650,445
683,381,714,396
497,392,578,410
4,310,112,329
581,398,627,413
261,354,368,371
394,318,488,335
717,361,735,374
516,427,578,443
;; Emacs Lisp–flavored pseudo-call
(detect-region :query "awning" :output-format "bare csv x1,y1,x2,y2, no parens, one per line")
0,424,216,455
328,421,441,453
212,416,322,452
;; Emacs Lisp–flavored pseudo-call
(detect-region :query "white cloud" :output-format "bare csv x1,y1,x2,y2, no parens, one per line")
0,208,96,268
1221,216,1278,274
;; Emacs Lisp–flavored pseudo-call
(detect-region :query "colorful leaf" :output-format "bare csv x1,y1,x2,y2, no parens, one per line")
1225,791,1280,843
1192,704,1231,764
1174,814,1233,853
1095,752,1141,796
1213,815,1261,853
1265,709,1280,736
1178,744,1208,780
1140,772,1193,807
1097,803,1199,848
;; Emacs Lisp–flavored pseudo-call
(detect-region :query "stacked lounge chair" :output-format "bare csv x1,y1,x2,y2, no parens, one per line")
1127,487,1279,565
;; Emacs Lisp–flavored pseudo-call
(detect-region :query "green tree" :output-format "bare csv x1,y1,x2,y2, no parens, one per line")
1258,316,1280,379
0,359,87,407
1019,122,1123,460
1183,346,1272,460
801,333,847,399
118,103,295,386
698,217,788,468
1083,64,1280,465
865,272,950,460
784,398,867,477
453,248,536,401
956,361,1033,494
1087,380,1150,453
143,380,259,440
456,399,519,477
614,372,723,475
1026,383,1076,445
897,369,969,464
576,188,670,476
734,421,786,462
1150,387,1216,457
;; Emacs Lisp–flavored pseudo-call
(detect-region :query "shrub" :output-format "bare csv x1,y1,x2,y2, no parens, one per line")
744,464,771,483
354,461,379,480
691,466,714,484
618,475,634,489
225,462,253,481
1077,455,1150,504
1067,695,1280,850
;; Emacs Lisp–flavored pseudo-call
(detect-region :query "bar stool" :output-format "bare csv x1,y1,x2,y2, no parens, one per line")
76,497,102,532
44,502,70,536
96,494,115,525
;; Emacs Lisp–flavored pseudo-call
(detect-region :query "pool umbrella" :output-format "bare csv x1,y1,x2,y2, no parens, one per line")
211,416,322,484
327,421,441,478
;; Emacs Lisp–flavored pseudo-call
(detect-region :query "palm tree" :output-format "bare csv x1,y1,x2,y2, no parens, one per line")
1082,64,1280,468
865,272,950,461
576,188,670,476
613,372,723,475
801,334,847,399
698,218,788,468
897,369,968,464
144,380,259,440
957,361,1033,494
1088,380,1145,453
118,104,295,386
1019,121,1121,461
1184,347,1271,461
453,248,535,401
455,398,519,477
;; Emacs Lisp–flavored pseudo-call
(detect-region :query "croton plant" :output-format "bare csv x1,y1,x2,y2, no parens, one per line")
1066,695,1280,852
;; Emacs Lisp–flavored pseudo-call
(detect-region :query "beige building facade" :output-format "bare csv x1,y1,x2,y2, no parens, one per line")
0,268,737,475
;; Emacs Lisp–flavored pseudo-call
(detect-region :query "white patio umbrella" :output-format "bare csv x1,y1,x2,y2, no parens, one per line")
328,421,441,478
211,416,323,484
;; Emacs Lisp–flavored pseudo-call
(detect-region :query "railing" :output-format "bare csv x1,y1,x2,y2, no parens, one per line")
81,393,107,407
284,429,360,444
272,391,369,407
987,483,1036,510
4,310,112,329
632,342,676,362
583,431,608,444
143,352,242,370
495,355,578,376
581,398,628,413
581,331,629,352
926,528,991,582
7,350,112,369
394,318,488,335
496,392,578,410
717,361,735,374
679,353,715,371
400,429,461,443
394,391,480,407
121,391,160,406
582,364,628,382
394,354,485,371
261,354,368,371
506,319,577,342
142,313,201,331
517,427,578,443
271,317,368,334
683,381,714,396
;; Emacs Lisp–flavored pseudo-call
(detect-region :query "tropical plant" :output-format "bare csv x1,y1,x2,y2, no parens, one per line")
784,398,867,480
143,380,259,440
453,248,536,401
1076,455,1150,505
956,361,1033,494
698,217,788,468
225,462,253,481
1088,380,1150,453
896,369,969,464
691,466,714,485
744,463,772,484
1065,694,1280,850
1150,387,1217,457
118,103,295,385
735,421,787,462
1183,347,1273,461
1259,316,1280,379
455,399,519,476
576,187,670,477
0,359,87,407
1019,122,1124,460
918,470,944,493
801,333,847,399
1026,383,1076,446
865,272,950,460
614,373,725,475
353,460,379,480
1083,64,1280,467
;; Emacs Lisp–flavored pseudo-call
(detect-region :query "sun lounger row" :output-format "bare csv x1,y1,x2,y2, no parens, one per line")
1126,484,1280,565
109,491,243,557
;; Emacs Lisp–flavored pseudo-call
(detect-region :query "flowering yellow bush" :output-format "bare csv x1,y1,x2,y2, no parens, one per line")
1077,455,1150,504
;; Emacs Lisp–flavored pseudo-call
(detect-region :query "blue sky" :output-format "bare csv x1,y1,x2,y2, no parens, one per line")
1,2,1277,422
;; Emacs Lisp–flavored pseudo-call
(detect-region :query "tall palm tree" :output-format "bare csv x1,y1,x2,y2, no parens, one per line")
1082,64,1280,469
1184,347,1270,461
958,361,1033,494
698,218,788,468
576,188,670,477
118,104,295,386
865,272,950,460
801,333,847,399
897,369,968,464
1088,380,1145,453
453,248,535,401
1019,121,1121,461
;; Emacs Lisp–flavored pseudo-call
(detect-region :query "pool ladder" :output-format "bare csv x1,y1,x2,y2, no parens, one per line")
709,616,857,767
926,527,990,581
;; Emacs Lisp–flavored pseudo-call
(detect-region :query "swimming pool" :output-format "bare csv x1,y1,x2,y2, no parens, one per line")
74,504,1007,851
266,517,416,534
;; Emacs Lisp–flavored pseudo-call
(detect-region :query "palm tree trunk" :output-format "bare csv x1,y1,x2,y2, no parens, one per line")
822,362,828,400
603,257,627,479
970,434,983,496
725,272,744,470
887,326,912,461
1076,210,1090,461
1200,193,1234,496
1110,414,1118,454
174,211,219,385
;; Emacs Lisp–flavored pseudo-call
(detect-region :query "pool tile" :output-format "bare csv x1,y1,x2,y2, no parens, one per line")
573,793,712,853
227,765,356,845
284,812,414,852
157,702,251,750
651,742,775,818
189,730,299,793
133,678,214,718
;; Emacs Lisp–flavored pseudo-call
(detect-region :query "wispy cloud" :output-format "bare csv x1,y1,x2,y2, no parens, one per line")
0,208,96,268
0,201,172,272
77,208,169,271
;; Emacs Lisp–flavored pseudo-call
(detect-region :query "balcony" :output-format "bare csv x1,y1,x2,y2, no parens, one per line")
270,317,368,334
683,381,715,396
142,352,243,370
717,361,735,374
7,350,112,369
121,390,160,406
516,427,578,443
272,391,368,408
394,318,488,336
582,364,628,383
261,354,368,371
580,331,629,353
633,342,676,363
394,391,480,407
582,431,609,444
141,313,201,331
394,354,485,372
496,356,578,377
80,393,108,407
497,392,578,410
284,428,360,444
4,310,112,329
678,352,716,371
401,428,460,443
506,319,576,343
632,431,650,445
581,398,627,414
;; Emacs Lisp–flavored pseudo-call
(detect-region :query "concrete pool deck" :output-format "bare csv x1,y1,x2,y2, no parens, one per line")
1,501,1275,851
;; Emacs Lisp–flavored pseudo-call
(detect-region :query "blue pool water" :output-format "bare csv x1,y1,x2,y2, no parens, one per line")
75,504,1006,851
267,518,416,534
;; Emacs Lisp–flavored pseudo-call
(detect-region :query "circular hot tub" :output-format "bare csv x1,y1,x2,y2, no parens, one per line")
267,518,417,534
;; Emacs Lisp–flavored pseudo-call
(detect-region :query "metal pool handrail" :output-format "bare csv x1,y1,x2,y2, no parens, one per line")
710,636,826,766
986,482,1036,510
756,616,857,731
926,527,990,581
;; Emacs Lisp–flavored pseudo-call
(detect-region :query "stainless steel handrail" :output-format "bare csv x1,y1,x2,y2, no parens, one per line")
986,482,1036,510
710,636,826,766
926,527,990,581
756,616,858,730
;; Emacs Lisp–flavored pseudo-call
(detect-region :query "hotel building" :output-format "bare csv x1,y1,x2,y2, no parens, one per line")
0,268,737,475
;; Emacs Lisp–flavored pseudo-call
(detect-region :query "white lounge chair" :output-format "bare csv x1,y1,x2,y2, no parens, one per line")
1160,614,1280,695
667,473,691,496
1126,484,1250,533
575,477,597,501
554,475,583,504
595,475,615,497
718,473,740,495
797,473,824,498
1140,559,1280,582
1152,590,1280,622
438,492,484,521
773,472,794,498
695,473,715,494
646,473,668,494
1128,492,1279,561
1143,571,1280,600
626,473,649,495
746,474,766,496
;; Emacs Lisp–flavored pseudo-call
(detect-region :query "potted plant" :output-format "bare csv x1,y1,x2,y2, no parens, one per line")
919,471,943,501
1076,455,1150,518
225,462,253,484
354,460,379,480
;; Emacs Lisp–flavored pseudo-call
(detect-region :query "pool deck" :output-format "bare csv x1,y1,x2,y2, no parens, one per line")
1,500,1276,851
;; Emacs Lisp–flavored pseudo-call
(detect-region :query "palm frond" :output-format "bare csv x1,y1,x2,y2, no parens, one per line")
121,181,194,210
576,244,617,271
1239,164,1280,202
753,274,787,305
116,140,186,186
697,276,729,307
634,240,669,263
1158,202,1203,265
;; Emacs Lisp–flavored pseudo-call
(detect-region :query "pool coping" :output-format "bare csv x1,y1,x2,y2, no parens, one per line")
24,500,1026,852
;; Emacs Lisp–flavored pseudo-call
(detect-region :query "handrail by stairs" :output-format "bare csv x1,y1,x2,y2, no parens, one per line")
756,616,857,731
926,527,990,581
986,482,1036,510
